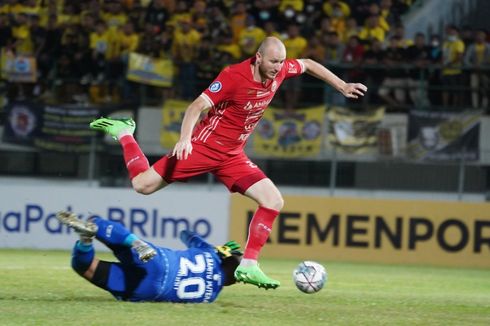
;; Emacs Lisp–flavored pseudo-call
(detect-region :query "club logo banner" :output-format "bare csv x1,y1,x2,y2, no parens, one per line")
160,99,191,149
1,50,37,82
407,110,481,161
253,106,324,158
3,102,134,152
327,106,385,154
127,52,174,87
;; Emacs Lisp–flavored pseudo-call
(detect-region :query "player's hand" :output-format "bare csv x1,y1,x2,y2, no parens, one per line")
215,240,242,258
172,138,193,160
340,83,368,99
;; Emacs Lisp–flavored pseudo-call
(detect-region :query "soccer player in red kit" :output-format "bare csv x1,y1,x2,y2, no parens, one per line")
90,37,367,289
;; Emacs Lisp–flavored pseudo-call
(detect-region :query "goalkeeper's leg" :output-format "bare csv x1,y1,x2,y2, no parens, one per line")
90,217,157,263
57,212,156,263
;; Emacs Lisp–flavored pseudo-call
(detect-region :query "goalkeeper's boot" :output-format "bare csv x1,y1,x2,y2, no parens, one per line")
234,264,280,289
89,117,135,140
132,240,157,263
56,211,98,240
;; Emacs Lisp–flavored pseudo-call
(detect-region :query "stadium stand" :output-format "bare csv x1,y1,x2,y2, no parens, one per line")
0,0,489,194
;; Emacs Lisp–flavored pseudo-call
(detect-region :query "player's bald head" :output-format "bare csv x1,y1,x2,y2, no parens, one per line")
257,36,286,58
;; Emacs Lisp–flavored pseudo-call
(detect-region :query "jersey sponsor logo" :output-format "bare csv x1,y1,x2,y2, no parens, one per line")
243,101,253,111
288,62,297,74
257,90,270,97
245,160,258,168
209,81,222,93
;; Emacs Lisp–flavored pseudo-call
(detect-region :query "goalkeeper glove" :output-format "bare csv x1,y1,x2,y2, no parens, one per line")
215,240,242,258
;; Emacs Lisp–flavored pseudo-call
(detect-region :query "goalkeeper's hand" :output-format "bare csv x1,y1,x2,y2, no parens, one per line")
215,240,242,258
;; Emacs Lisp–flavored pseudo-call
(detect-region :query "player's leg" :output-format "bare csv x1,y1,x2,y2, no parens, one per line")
76,257,158,301
92,216,158,262
234,178,282,289
89,117,168,194
71,239,98,279
56,211,156,262
215,156,282,289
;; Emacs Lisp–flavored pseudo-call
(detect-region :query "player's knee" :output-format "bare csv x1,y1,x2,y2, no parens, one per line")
264,195,284,211
274,196,285,210
131,178,156,195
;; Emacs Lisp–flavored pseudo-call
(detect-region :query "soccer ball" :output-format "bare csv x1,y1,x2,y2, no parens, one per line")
292,261,327,294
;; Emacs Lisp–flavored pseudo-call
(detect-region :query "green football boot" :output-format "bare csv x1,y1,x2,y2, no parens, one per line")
234,264,280,289
89,117,135,140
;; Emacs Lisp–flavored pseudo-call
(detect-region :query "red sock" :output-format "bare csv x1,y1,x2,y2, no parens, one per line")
120,135,149,179
243,206,279,260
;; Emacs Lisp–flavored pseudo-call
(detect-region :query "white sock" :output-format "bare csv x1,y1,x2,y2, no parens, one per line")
117,132,133,141
240,258,258,267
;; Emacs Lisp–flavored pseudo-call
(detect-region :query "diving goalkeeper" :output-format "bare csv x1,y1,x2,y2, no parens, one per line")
56,211,242,303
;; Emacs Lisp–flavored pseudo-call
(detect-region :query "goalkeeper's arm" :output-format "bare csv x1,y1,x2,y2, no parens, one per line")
179,230,213,249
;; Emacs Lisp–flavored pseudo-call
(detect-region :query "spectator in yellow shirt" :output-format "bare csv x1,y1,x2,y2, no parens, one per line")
367,2,389,32
217,33,242,61
172,18,201,99
118,22,140,60
230,2,248,43
323,0,350,18
282,24,307,110
464,29,490,108
279,0,304,13
12,13,33,55
238,15,266,59
330,2,347,37
102,2,128,32
90,20,111,82
342,17,359,43
441,25,466,107
263,21,281,39
359,14,385,43
18,0,41,18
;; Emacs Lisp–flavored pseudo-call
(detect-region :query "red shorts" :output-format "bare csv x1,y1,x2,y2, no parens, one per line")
152,143,267,194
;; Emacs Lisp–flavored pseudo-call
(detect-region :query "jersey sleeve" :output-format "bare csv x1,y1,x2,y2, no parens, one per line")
283,58,306,80
200,67,234,108
179,230,214,250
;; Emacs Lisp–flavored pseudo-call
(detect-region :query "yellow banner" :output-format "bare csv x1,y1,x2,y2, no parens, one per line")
327,106,385,154
127,52,174,87
229,195,490,268
1,50,37,82
253,106,324,158
160,99,191,149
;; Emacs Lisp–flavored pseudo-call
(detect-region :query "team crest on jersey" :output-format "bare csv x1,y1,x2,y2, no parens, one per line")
287,62,297,74
271,80,278,92
209,81,222,93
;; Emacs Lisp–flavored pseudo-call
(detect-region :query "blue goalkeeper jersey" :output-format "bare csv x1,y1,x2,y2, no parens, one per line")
154,246,224,303
106,232,225,303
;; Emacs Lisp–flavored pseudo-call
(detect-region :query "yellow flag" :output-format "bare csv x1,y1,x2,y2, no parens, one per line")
127,52,174,87
160,99,191,149
253,106,324,158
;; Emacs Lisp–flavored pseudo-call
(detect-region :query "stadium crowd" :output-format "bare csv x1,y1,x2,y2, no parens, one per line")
0,0,489,110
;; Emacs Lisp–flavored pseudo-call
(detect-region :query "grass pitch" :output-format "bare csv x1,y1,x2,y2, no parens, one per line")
0,249,489,326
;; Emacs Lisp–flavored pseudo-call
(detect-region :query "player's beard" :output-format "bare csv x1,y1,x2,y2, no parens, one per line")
259,65,277,81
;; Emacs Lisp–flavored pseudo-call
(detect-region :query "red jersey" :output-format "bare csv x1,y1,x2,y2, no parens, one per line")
194,57,305,154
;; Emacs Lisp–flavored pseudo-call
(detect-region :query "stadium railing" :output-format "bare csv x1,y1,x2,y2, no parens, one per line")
0,64,489,199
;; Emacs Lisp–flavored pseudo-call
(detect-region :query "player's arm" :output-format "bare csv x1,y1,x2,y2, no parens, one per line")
179,230,213,249
300,58,368,99
172,95,211,160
